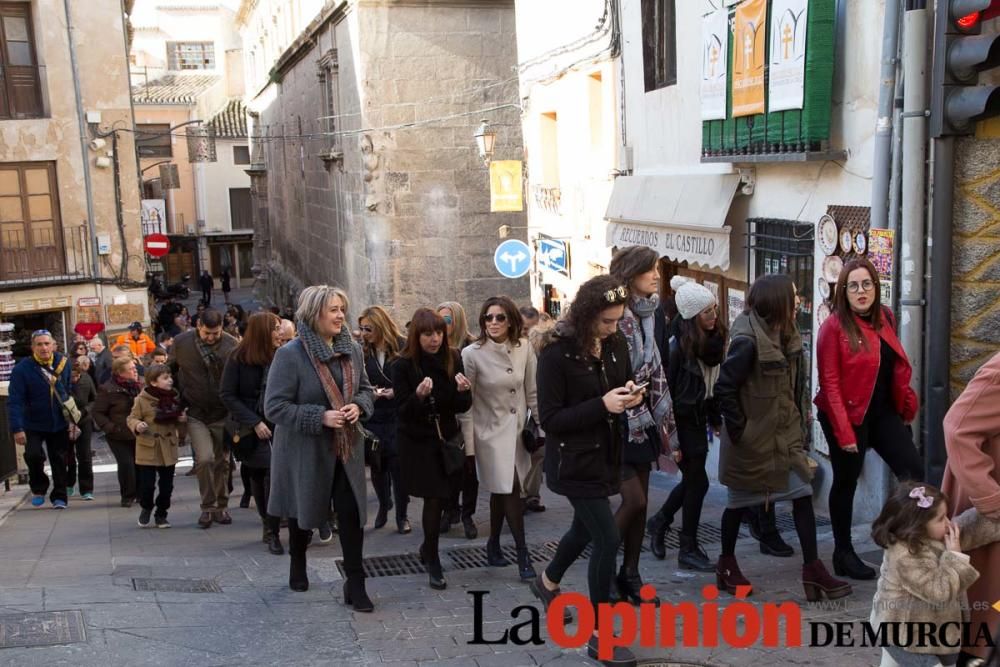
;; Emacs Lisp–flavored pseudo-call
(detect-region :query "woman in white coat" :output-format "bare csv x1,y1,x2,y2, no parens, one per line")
461,296,539,582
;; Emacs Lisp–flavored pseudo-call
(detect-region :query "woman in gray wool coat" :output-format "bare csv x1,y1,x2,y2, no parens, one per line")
264,285,375,609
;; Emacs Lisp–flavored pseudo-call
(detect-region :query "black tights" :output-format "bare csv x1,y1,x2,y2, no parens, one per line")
615,468,650,572
245,466,279,536
421,497,445,564
720,498,818,564
489,476,526,549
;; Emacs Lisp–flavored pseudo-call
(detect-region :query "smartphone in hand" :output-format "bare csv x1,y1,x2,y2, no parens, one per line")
629,381,650,395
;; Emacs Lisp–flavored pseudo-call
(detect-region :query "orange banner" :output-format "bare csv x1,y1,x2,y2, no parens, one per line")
732,0,768,117
490,160,523,212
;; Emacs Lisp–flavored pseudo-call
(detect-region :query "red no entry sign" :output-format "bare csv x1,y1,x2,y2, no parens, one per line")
144,233,170,258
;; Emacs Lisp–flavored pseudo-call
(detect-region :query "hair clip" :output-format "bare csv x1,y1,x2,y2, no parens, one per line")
909,486,933,509
604,286,628,303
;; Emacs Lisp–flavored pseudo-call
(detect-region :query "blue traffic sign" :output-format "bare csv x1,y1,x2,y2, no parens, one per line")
493,239,531,279
537,237,569,277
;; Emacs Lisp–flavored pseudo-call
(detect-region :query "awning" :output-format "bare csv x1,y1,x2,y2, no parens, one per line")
605,174,741,271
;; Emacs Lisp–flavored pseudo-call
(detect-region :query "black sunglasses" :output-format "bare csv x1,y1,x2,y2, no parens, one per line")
359,325,374,333
484,313,507,323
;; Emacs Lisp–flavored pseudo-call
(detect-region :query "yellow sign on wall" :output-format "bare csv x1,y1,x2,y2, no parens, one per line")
490,160,523,212
732,0,768,117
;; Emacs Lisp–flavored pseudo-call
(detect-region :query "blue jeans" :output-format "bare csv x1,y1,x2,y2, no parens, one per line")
544,496,620,608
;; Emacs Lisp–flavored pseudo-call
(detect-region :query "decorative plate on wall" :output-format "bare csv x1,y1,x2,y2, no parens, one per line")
823,255,844,283
854,232,867,254
817,302,832,328
818,277,831,300
818,215,838,256
840,229,853,253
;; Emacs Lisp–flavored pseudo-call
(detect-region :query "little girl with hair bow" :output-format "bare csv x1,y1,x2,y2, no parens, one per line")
870,481,1000,667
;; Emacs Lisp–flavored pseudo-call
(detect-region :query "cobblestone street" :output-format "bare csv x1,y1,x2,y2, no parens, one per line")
0,436,886,667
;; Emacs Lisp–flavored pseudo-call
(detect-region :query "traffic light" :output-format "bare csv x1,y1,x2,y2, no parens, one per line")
931,0,1000,136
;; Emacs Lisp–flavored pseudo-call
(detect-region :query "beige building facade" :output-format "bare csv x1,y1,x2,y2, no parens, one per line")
0,0,147,355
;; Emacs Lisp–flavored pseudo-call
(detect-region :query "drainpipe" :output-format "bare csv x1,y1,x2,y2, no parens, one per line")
899,4,928,448
63,0,101,283
871,0,903,230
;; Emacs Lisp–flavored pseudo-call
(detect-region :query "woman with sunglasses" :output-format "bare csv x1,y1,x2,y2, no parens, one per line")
437,301,479,538
358,306,410,534
459,296,539,581
530,275,644,666
815,257,923,580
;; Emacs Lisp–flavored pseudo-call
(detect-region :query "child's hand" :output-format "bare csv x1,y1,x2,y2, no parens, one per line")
136,421,149,433
945,520,962,553
179,409,187,423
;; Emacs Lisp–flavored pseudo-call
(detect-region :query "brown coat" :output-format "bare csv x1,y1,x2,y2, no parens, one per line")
126,390,180,467
92,382,137,443
941,351,1000,659
870,508,1000,655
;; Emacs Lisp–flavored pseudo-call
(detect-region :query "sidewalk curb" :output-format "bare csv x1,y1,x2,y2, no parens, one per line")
0,486,30,527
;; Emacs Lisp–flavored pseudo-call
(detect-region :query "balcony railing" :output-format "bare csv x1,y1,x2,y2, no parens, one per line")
0,224,94,290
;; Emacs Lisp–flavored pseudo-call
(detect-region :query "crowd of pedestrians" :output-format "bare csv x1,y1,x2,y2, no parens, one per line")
5,253,999,667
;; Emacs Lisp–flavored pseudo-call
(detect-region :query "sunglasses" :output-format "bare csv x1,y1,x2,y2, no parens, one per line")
603,286,628,303
359,326,374,333
31,329,52,340
484,313,507,323
441,315,453,325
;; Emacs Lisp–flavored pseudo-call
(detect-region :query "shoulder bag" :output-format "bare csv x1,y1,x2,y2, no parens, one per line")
40,358,81,424
429,396,465,476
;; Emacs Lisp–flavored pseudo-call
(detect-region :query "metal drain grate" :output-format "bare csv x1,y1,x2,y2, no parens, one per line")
338,552,427,579
132,578,222,593
0,611,86,648
445,543,554,571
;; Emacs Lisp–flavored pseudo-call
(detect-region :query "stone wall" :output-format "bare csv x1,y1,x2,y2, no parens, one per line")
951,137,1000,394
254,1,528,324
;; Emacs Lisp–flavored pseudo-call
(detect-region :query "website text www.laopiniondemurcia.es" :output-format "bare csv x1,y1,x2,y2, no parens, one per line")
467,586,997,660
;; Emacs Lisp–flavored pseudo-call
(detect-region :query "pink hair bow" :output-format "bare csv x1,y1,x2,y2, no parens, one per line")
909,486,933,509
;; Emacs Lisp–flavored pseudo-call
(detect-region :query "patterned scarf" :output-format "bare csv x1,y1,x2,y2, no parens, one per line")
194,335,226,385
299,322,357,462
619,295,676,445
146,386,184,423
113,374,143,398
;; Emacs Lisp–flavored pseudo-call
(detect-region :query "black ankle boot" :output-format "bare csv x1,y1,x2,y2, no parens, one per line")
289,529,309,591
486,537,510,566
419,544,446,589
343,576,374,612
615,566,659,605
750,506,794,557
677,534,715,572
516,546,536,581
832,546,877,580
268,531,284,555
646,509,671,560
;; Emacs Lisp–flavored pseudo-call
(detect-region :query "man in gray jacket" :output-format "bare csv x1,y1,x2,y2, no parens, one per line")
169,309,238,528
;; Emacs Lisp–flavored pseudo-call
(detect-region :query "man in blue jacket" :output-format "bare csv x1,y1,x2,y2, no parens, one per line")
8,330,73,508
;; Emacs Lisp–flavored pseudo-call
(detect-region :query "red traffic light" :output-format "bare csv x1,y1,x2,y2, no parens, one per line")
958,11,981,29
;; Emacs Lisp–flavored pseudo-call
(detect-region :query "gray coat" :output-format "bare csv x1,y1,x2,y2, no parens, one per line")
264,326,374,530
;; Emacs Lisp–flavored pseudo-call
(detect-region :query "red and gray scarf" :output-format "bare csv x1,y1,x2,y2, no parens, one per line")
300,323,357,462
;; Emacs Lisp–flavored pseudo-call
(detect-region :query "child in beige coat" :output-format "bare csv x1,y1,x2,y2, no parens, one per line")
127,364,185,528
871,481,1000,667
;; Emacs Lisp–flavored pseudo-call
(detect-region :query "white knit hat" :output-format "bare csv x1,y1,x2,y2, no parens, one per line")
675,281,716,320
670,275,691,292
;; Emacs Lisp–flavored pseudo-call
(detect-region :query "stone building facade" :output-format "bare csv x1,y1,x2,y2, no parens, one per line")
238,0,528,320
951,137,1000,392
0,0,147,353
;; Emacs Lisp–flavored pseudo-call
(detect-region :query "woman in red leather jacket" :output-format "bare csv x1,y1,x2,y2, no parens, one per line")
815,257,923,580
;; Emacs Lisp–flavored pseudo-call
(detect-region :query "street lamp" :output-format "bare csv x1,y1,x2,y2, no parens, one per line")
473,119,496,166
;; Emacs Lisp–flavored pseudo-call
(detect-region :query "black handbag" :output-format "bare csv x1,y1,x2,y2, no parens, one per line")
361,426,383,473
225,419,260,462
521,409,543,454
430,397,465,476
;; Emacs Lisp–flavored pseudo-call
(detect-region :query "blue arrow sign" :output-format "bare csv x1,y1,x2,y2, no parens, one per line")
493,239,531,279
537,237,569,277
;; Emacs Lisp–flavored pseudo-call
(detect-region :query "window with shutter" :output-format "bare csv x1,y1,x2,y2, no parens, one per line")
0,163,64,281
0,3,42,119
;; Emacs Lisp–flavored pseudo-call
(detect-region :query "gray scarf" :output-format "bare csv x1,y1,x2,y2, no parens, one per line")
296,321,355,362
620,295,676,445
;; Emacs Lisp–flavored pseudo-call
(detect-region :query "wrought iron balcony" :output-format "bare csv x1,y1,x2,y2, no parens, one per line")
0,224,95,290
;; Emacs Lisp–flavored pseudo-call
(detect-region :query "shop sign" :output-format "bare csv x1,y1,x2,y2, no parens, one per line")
606,221,732,271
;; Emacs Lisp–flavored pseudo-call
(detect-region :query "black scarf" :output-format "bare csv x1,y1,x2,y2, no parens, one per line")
113,374,143,398
698,328,726,367
147,386,184,423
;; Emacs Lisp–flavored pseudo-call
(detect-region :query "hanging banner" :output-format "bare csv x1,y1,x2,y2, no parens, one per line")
769,0,809,111
732,0,767,118
141,199,167,236
489,160,523,212
701,8,729,121
868,229,894,280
